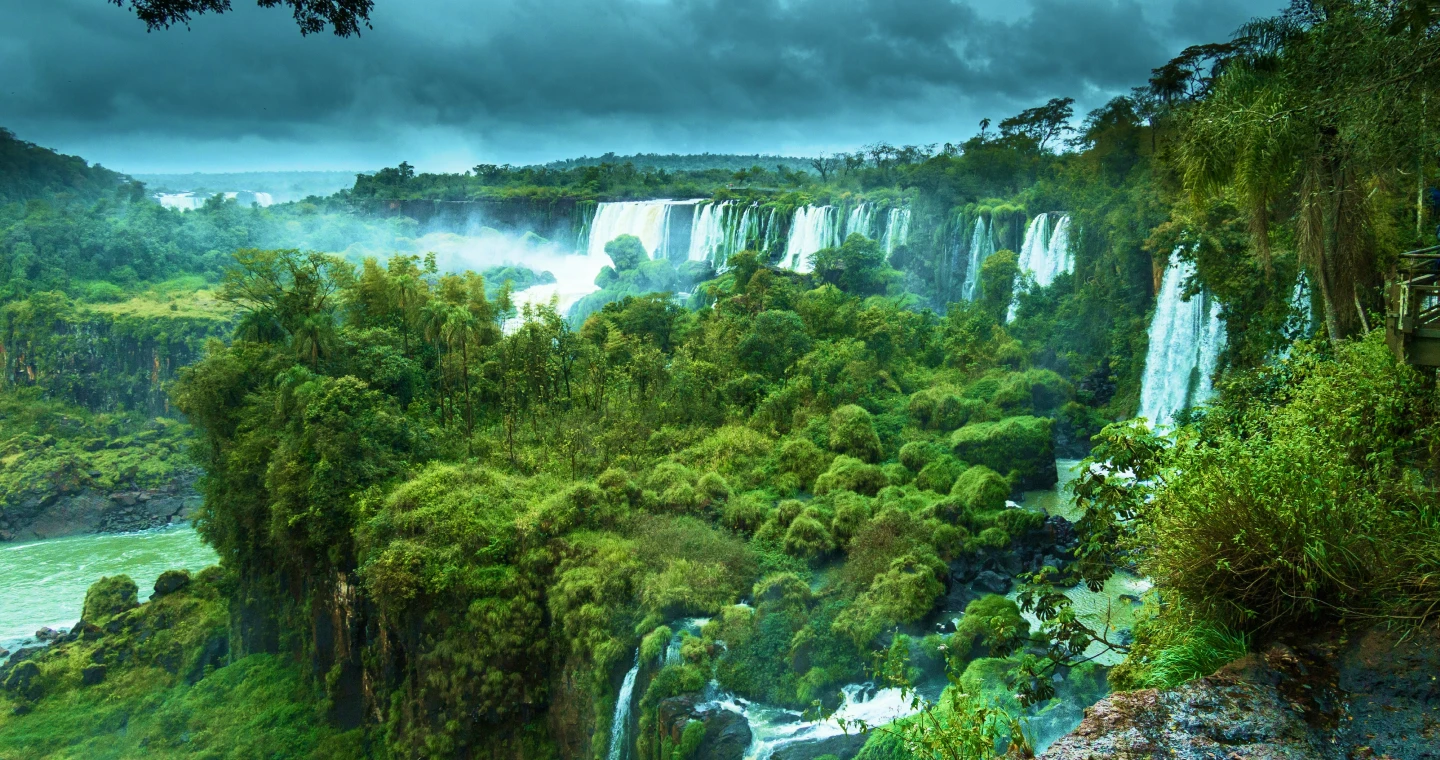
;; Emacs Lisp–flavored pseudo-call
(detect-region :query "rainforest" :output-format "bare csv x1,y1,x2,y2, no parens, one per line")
0,1,1438,759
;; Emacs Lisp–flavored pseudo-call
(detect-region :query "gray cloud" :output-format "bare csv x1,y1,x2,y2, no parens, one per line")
0,0,1283,171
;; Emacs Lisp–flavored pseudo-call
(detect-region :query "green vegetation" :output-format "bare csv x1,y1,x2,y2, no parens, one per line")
4,4,1440,760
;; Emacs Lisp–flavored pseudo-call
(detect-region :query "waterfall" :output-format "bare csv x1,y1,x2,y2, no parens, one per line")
882,208,911,255
1138,250,1226,427
1007,214,1075,320
587,200,699,261
960,217,994,301
845,204,874,241
607,654,641,760
783,205,839,273
1285,275,1314,341
763,208,781,255
688,201,732,263
252,192,274,207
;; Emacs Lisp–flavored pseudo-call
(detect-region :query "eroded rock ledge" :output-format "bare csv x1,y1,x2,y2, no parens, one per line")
1039,625,1440,760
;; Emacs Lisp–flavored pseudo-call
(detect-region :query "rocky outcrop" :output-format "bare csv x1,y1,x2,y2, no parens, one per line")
656,695,753,760
1040,625,1440,760
0,470,201,542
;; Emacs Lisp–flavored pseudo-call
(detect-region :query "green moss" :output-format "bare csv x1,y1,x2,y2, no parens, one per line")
81,575,139,624
915,455,967,495
949,416,1056,489
813,455,888,497
949,465,1009,511
827,405,883,462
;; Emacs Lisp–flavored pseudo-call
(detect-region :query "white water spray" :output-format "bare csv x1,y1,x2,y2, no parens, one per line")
607,654,640,760
960,217,994,301
882,208,911,255
586,200,700,261
1137,250,1226,427
783,205,839,273
846,204,874,241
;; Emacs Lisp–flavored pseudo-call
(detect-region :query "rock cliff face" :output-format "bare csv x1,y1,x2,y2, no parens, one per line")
1040,625,1440,760
0,470,200,541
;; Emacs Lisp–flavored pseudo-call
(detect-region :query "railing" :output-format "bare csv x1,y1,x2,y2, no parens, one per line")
1386,244,1440,366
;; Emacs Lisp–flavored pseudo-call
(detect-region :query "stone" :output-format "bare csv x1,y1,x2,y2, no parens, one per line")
34,627,61,642
2,660,41,700
0,647,9,659
81,664,107,686
971,570,1012,595
152,569,192,598
770,732,869,760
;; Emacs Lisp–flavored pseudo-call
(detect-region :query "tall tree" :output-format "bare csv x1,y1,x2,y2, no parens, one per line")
108,0,374,36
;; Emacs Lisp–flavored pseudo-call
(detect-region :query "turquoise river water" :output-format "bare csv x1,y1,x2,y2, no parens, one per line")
0,524,217,656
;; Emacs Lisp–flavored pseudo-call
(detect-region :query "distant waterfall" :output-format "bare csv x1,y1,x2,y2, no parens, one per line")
783,205,839,273
846,204,875,240
960,218,994,301
1138,250,1226,427
252,192,274,207
1285,275,1314,341
607,654,641,760
882,208,911,255
1015,213,1073,288
1007,213,1074,321
587,200,698,261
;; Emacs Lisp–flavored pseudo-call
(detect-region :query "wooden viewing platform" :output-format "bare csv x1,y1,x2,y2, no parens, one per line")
1386,245,1440,367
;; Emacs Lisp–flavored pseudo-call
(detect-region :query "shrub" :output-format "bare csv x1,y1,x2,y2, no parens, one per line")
915,456,966,494
844,508,931,590
829,493,873,547
721,491,771,534
949,465,1008,512
908,386,988,431
951,595,1030,661
82,575,139,623
778,436,831,490
697,472,731,503
898,440,945,472
882,462,913,486
995,508,1045,538
950,416,1056,489
784,512,835,559
833,551,946,646
1110,613,1248,690
814,455,888,497
975,526,1010,550
828,405,883,462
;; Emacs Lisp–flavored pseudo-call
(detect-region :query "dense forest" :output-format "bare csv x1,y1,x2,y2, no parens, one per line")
1,2,1439,759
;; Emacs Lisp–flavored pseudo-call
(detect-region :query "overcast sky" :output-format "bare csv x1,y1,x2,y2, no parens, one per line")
2,0,1283,174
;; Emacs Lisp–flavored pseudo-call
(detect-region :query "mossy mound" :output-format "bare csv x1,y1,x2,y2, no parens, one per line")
950,415,1056,489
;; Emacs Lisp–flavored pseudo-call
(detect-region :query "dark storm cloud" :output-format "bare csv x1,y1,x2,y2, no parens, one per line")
0,0,1282,170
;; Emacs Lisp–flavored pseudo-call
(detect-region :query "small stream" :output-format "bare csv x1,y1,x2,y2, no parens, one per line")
0,524,218,657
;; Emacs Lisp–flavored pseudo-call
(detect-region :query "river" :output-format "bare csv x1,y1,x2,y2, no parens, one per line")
0,524,218,657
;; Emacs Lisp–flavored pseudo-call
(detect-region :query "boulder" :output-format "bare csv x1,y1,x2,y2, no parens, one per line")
771,732,869,760
971,570,1012,595
152,569,192,598
1,660,41,701
81,664,107,686
656,695,753,760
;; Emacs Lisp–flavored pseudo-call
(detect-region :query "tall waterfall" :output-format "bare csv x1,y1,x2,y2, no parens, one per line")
783,205,839,273
1015,213,1073,288
960,217,994,301
1285,275,1314,341
845,204,874,241
607,654,641,760
587,200,698,261
1138,250,1226,427
882,208,911,255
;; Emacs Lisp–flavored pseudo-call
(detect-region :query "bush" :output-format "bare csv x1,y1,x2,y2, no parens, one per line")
882,462,912,486
82,575,139,623
951,595,1030,661
721,491,771,534
833,551,947,646
829,493,872,547
950,416,1056,489
949,465,1008,511
778,437,831,490
898,440,945,472
1110,612,1248,690
915,455,966,494
813,456,888,497
908,386,988,431
828,405,883,462
784,511,835,559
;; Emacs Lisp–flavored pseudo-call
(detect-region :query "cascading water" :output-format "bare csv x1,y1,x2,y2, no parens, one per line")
1285,275,1314,340
845,203,874,241
688,201,733,263
960,217,994,301
1137,250,1226,427
783,205,839,273
607,654,640,760
1007,214,1074,321
587,200,699,261
707,682,919,760
881,207,911,255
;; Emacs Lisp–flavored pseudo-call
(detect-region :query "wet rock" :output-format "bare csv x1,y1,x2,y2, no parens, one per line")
152,569,192,598
1040,625,1440,760
971,570,1012,595
2,660,42,701
656,695,752,760
771,732,870,760
0,647,7,659
81,664,107,686
34,627,64,642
